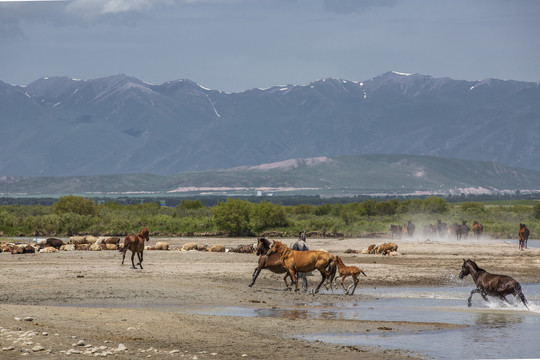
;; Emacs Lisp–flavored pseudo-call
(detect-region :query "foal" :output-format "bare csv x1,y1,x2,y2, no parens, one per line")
332,256,366,295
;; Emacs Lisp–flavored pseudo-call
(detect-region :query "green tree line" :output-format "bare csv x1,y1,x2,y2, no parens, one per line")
0,195,537,238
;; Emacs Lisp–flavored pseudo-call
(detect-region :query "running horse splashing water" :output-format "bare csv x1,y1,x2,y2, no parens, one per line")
119,226,150,269
458,259,528,310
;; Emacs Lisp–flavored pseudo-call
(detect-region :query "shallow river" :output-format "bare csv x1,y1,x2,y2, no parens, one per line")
185,284,540,359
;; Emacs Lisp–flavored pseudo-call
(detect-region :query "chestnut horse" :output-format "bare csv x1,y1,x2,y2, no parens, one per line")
266,240,335,293
472,221,483,238
119,226,150,269
458,259,528,310
519,223,530,251
332,256,366,295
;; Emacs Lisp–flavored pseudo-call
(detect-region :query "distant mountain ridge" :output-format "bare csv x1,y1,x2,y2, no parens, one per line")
2,154,540,196
1,71,539,176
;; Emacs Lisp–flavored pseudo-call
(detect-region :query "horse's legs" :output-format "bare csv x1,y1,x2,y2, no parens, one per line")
516,290,529,310
340,276,348,294
314,268,330,294
349,275,359,295
297,272,308,293
249,266,262,287
468,288,483,307
139,251,144,267
288,269,300,292
121,251,126,265
130,251,137,269
283,272,292,290
138,251,143,269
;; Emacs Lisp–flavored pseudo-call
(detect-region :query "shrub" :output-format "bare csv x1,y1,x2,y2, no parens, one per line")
250,201,288,232
53,195,98,216
460,202,485,213
212,198,252,236
422,197,449,214
534,202,540,220
177,199,204,210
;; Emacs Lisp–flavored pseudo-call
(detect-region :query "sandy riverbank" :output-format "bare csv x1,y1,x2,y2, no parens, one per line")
0,235,538,359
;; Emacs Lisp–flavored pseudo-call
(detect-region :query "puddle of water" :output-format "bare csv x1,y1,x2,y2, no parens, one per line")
182,284,540,359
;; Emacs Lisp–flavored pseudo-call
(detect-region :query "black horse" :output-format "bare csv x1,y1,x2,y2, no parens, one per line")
458,259,528,309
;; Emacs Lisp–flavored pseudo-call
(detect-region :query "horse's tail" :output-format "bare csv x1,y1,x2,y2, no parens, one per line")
119,238,129,253
360,269,367,277
327,253,337,287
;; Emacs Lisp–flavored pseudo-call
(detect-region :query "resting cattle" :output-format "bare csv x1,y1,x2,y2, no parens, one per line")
376,243,398,255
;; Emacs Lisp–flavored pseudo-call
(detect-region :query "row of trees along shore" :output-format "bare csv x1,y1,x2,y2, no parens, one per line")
0,195,538,238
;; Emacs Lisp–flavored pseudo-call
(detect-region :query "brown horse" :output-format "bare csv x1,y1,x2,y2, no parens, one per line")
472,221,483,238
519,223,530,251
119,226,150,269
266,240,335,293
249,238,292,289
332,256,366,295
458,259,528,310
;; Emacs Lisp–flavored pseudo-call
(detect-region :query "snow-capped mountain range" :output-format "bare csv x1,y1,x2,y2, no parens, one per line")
1,71,539,176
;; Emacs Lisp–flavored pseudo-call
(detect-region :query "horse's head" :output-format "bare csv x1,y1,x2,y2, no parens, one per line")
256,238,269,256
266,240,284,256
459,259,474,279
139,226,150,242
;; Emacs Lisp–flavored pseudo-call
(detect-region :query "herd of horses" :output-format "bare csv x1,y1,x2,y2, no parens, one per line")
420,219,485,240
120,226,531,308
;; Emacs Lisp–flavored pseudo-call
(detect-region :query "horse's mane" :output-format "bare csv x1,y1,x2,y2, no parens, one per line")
259,237,272,248
467,259,485,273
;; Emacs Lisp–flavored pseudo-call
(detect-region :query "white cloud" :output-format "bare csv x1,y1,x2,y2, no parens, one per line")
66,0,171,16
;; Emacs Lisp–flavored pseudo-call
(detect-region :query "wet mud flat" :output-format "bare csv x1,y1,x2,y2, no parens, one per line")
0,236,539,359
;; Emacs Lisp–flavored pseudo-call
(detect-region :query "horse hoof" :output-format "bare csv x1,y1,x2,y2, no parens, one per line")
248,284,253,287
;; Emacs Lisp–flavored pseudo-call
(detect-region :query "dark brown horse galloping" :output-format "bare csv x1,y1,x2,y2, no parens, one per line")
249,238,292,288
119,226,150,269
458,259,528,310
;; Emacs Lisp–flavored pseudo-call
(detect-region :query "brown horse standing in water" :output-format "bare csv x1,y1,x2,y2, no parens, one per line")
119,226,150,269
458,259,528,309
266,240,335,293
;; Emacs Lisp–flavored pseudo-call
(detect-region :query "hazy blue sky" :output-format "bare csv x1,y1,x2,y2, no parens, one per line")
1,0,539,92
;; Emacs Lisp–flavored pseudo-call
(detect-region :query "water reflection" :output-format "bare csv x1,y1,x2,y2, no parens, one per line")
475,312,524,329
254,307,350,320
